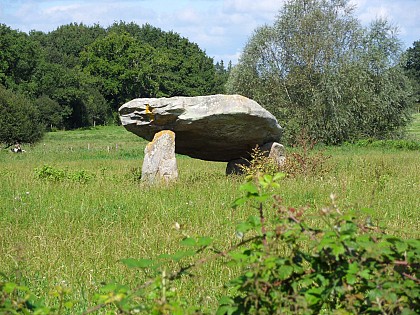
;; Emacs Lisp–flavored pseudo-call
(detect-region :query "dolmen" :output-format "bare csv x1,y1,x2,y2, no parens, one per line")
119,94,285,182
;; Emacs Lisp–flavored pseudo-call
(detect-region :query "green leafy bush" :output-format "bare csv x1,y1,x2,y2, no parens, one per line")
239,132,330,179
219,178,420,314
238,146,282,178
35,165,94,183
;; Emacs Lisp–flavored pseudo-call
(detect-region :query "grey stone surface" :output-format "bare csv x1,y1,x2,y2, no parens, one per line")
141,130,178,184
119,94,282,162
260,142,286,167
226,158,250,175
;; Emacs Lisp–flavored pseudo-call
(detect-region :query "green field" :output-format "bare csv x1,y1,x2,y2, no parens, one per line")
1,120,419,313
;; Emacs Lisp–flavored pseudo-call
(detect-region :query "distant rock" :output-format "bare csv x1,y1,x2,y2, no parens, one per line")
119,94,282,162
260,142,286,167
141,130,178,184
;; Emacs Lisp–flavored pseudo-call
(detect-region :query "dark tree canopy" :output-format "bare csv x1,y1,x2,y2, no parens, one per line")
0,21,230,142
82,22,219,107
0,85,44,146
404,40,420,107
227,0,414,144
30,23,106,68
0,24,42,91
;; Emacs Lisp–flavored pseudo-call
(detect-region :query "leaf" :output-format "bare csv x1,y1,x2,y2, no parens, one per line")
255,193,270,203
346,273,357,285
3,282,18,293
236,221,253,233
121,258,154,269
273,172,286,181
197,236,212,247
157,253,173,259
99,283,119,293
263,174,273,183
180,236,212,248
232,196,247,208
331,244,345,259
359,269,370,279
239,181,259,195
304,287,323,306
171,250,196,261
218,296,234,305
180,237,197,247
216,304,238,315
229,251,248,262
360,207,374,216
348,262,359,274
278,265,294,280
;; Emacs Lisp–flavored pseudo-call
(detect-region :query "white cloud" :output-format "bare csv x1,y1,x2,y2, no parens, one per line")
223,0,283,15
0,0,417,64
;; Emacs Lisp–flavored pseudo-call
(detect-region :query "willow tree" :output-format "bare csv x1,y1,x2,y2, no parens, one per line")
227,0,413,144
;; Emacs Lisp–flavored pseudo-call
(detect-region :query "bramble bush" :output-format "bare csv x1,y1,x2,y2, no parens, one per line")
239,131,331,180
279,130,331,179
218,175,419,314
1,173,419,314
34,165,94,183
238,146,281,178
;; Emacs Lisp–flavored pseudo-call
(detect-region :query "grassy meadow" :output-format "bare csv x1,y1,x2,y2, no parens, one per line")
1,116,419,312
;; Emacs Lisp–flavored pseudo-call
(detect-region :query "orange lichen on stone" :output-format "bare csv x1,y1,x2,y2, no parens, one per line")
145,104,154,122
154,130,175,140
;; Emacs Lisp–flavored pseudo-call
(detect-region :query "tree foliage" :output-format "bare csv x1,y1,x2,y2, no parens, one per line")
81,22,220,109
29,23,106,68
227,0,414,144
0,21,230,139
0,85,44,146
404,40,420,109
0,24,42,91
80,31,157,109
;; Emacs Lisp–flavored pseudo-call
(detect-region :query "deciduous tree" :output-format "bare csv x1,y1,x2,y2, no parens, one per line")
404,40,420,110
227,0,413,144
0,85,44,146
0,24,42,91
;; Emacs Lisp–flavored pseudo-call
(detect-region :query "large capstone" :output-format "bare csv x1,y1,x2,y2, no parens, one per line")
119,94,282,162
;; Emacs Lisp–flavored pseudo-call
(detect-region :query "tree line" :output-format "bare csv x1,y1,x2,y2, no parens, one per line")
0,21,231,146
1,0,420,147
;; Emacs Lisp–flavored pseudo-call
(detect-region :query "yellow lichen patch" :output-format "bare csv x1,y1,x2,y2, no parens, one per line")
144,130,176,157
145,104,154,122
153,130,175,141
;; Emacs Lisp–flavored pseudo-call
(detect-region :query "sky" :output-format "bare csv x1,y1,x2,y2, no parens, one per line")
0,0,419,64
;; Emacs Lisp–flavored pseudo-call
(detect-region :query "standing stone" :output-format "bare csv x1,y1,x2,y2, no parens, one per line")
260,142,286,167
142,130,178,184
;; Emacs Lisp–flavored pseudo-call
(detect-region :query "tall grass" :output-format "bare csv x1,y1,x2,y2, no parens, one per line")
1,124,419,312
